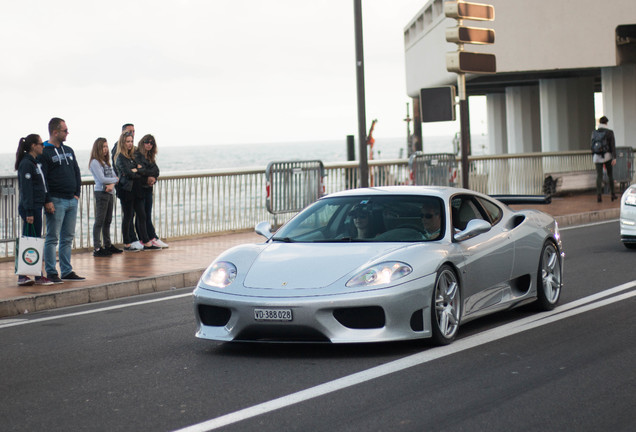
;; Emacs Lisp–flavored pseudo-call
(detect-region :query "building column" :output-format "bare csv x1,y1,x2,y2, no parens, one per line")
486,93,507,155
602,64,636,148
539,77,595,152
505,85,541,154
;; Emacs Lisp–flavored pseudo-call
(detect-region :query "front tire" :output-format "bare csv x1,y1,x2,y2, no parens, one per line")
536,241,562,310
431,265,461,345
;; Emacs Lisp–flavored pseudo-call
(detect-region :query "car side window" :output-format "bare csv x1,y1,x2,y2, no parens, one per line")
475,197,502,225
451,196,486,231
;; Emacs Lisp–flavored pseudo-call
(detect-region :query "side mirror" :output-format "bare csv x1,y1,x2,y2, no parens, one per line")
255,221,274,240
454,219,491,241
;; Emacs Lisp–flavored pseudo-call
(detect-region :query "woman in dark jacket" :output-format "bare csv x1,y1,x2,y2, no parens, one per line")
114,132,159,251
134,134,168,248
15,134,53,286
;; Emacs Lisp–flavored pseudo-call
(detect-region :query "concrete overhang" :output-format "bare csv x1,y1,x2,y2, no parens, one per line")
404,0,636,97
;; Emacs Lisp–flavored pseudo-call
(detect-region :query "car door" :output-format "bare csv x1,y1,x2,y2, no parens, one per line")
451,195,515,318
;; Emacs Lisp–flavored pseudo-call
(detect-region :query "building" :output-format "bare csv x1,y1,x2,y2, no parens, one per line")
404,0,636,154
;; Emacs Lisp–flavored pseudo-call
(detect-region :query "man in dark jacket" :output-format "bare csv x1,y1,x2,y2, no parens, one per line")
39,117,85,283
592,116,617,202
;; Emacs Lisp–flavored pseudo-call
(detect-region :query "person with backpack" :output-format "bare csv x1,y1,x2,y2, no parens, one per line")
591,116,617,202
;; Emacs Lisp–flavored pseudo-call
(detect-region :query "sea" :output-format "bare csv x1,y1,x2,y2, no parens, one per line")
1,135,489,178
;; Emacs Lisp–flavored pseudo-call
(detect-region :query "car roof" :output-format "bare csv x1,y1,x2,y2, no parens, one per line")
323,185,478,200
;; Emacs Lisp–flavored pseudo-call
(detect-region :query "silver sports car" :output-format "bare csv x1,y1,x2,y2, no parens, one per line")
620,184,636,248
193,186,564,345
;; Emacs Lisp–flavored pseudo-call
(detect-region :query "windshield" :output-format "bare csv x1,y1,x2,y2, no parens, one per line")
272,195,445,243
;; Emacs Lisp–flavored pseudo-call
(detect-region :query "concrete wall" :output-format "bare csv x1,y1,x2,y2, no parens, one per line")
404,0,636,96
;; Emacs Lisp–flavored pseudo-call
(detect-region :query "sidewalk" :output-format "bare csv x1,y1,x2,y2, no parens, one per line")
0,192,620,318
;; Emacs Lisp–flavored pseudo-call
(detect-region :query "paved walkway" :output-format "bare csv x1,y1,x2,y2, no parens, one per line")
0,192,620,318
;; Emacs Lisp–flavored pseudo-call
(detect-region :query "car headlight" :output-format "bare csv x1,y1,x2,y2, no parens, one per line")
201,261,237,288
625,191,636,206
346,262,413,287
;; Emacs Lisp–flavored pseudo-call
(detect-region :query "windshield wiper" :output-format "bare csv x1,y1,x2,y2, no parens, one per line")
313,237,366,243
271,236,294,243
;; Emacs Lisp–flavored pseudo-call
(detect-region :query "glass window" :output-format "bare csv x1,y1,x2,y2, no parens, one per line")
273,195,445,243
476,197,502,224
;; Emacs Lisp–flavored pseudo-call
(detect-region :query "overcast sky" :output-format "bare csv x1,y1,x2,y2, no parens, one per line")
1,0,482,152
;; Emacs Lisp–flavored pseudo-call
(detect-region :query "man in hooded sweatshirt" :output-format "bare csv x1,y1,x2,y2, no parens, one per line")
39,117,85,283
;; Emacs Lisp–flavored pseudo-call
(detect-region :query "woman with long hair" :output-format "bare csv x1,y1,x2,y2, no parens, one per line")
15,134,53,286
89,137,121,257
135,134,168,248
114,132,160,251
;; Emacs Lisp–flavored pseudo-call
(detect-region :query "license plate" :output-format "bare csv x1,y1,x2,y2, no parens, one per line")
254,308,293,321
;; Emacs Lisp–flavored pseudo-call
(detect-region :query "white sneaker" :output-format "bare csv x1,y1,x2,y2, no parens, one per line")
131,241,144,250
153,238,169,248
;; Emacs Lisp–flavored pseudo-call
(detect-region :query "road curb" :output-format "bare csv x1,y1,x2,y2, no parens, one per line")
0,269,204,318
554,208,619,228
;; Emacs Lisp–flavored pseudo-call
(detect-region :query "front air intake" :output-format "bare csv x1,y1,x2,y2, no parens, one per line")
198,304,231,326
333,306,386,329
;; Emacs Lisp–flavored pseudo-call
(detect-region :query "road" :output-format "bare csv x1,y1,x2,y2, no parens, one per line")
1,220,634,432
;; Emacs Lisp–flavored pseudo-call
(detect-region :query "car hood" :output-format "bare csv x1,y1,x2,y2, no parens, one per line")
242,243,406,289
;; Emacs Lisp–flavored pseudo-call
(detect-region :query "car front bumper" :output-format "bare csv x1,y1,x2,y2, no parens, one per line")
193,274,436,343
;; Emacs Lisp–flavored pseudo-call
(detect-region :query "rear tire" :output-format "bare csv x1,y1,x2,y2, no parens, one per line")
623,242,636,250
536,241,562,310
431,265,461,345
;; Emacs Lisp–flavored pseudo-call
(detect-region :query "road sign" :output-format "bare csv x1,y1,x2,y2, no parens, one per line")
420,86,456,122
444,1,494,21
446,51,496,74
446,26,495,44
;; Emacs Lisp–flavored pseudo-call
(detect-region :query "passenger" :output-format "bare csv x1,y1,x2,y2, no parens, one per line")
15,134,53,286
349,204,377,239
114,132,160,251
135,134,168,248
39,117,85,283
88,138,121,257
420,201,442,240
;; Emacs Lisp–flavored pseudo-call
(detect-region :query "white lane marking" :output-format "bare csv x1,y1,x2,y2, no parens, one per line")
173,284,636,432
0,293,192,329
560,218,618,230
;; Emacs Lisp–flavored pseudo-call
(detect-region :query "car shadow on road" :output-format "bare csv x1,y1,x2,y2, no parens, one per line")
195,305,545,359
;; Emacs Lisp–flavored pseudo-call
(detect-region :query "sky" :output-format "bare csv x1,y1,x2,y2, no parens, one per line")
1,0,484,152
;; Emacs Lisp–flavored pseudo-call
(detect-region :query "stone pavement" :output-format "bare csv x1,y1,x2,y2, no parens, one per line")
0,192,620,318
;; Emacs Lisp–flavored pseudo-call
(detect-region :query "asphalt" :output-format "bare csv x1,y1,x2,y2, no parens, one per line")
0,192,621,319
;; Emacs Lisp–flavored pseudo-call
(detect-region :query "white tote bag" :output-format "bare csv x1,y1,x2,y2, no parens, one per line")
15,228,45,276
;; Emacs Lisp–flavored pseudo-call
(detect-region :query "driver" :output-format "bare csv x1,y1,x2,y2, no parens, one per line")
420,201,442,240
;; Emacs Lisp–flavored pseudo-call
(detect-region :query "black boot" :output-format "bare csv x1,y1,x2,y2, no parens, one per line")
597,194,602,203
611,194,617,201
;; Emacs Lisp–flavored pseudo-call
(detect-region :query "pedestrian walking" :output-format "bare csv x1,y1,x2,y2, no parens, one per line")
591,116,617,202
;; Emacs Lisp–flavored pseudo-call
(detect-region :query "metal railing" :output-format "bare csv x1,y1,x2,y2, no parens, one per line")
0,150,631,260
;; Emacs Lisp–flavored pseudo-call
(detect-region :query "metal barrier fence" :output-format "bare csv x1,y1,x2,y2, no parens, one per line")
409,153,459,187
0,149,632,259
265,160,325,215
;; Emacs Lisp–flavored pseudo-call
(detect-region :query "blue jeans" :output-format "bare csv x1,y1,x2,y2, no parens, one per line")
45,197,78,277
